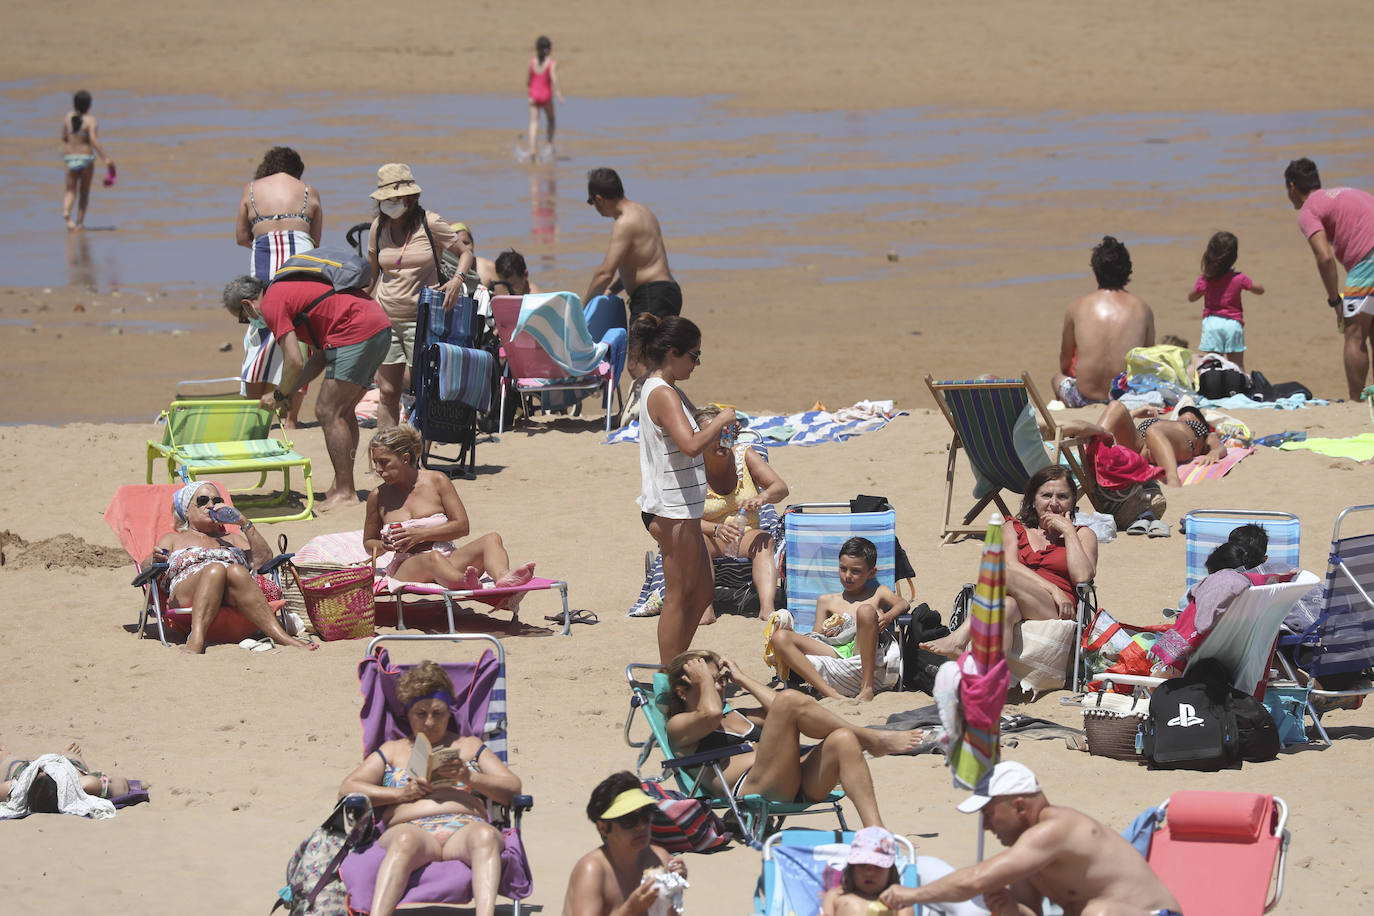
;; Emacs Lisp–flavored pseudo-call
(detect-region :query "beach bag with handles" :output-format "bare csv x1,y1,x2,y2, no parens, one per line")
273,793,376,915
287,554,377,641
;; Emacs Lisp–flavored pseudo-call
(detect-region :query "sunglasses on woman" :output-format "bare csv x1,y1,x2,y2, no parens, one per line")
612,808,654,829
195,494,226,508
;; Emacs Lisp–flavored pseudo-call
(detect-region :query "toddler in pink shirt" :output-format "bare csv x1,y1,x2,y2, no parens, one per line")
1187,231,1265,369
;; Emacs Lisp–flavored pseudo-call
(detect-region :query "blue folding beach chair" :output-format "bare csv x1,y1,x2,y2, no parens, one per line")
1277,504,1374,742
1179,509,1301,611
752,829,922,916
412,290,495,476
623,664,847,847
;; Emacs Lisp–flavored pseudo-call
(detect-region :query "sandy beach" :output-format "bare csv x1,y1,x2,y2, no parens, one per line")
3,2,1374,912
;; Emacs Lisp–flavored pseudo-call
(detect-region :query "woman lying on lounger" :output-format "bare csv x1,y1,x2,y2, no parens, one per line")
340,660,520,916
923,465,1098,660
147,481,313,654
365,425,535,591
664,650,924,829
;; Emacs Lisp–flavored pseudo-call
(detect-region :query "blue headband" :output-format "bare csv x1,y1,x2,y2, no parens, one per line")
173,483,211,522
405,690,454,712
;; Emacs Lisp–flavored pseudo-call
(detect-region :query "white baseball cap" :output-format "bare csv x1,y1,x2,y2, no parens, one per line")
956,761,1043,813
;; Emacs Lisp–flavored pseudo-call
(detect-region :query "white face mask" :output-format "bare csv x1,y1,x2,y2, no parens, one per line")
380,199,407,219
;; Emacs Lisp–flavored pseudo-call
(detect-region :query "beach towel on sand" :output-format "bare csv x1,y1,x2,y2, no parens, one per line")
606,400,906,446
1278,433,1374,462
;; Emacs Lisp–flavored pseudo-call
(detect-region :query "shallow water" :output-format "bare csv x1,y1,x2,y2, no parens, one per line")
3,87,1373,291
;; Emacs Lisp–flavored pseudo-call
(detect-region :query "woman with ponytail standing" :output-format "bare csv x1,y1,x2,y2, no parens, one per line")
631,313,736,664
61,90,113,230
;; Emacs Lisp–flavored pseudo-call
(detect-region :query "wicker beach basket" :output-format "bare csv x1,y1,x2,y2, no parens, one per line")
288,559,377,641
1081,692,1147,761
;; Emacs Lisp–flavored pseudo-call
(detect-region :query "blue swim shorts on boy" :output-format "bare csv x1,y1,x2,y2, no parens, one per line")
1199,315,1245,353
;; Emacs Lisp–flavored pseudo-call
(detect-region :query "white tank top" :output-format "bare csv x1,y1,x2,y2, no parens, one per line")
637,377,707,518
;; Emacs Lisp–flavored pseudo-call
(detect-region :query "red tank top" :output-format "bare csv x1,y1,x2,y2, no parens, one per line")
1011,519,1076,596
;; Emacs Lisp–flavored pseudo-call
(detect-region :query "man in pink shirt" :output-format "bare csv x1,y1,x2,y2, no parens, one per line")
1285,157,1374,398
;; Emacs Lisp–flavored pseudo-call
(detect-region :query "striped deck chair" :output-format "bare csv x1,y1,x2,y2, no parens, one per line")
341,634,532,914
491,293,624,433
925,372,1103,543
413,292,492,476
1277,504,1374,743
1179,509,1301,611
146,399,313,523
783,503,899,634
623,664,847,846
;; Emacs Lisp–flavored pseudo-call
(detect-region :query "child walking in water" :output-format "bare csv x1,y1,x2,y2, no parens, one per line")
526,36,564,162
61,90,114,231
1187,231,1264,369
821,827,913,916
364,425,535,592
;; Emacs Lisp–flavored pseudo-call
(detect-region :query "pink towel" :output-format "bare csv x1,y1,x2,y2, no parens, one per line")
1179,446,1254,485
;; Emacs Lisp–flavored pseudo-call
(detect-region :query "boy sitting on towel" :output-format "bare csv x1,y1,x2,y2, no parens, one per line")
766,538,909,702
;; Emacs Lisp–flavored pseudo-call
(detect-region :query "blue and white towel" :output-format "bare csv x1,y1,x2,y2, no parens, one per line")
433,343,494,410
607,400,906,446
513,292,608,376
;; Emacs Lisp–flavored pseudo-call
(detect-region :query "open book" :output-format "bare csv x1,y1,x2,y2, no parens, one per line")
405,734,469,789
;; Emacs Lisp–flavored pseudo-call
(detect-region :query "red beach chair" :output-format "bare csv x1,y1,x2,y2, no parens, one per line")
1146,790,1290,915
105,483,289,646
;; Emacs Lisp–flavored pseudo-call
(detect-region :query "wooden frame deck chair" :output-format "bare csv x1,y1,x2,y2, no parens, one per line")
339,634,533,915
104,483,292,646
1143,791,1289,915
146,398,314,523
1277,503,1374,742
1179,509,1301,611
781,501,914,692
925,372,1102,543
1098,570,1320,697
491,293,621,433
623,663,848,847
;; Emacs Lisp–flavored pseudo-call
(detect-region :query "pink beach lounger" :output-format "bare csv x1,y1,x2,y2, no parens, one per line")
376,574,573,636
1146,790,1289,915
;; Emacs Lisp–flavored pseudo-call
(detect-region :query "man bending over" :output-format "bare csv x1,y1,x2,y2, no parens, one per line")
881,762,1181,916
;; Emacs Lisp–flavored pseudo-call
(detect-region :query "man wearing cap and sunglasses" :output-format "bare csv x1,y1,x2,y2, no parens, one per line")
563,771,686,916
880,762,1180,916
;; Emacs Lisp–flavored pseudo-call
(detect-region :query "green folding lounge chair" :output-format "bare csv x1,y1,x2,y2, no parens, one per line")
926,371,1104,543
145,399,314,523
623,663,847,847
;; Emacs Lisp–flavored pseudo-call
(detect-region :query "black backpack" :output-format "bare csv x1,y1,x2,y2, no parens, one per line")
900,602,949,693
1142,658,1238,770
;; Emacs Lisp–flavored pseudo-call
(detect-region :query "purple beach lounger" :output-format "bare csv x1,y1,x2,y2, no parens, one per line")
339,635,533,914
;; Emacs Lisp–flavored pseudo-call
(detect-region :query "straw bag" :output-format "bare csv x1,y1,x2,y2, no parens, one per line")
1081,692,1146,761
288,558,377,641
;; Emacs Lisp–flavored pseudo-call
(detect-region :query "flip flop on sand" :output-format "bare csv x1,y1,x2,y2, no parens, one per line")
1147,519,1172,538
546,609,598,626
1126,517,1151,536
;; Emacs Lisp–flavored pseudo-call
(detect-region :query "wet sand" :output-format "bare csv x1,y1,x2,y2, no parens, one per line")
3,2,1374,912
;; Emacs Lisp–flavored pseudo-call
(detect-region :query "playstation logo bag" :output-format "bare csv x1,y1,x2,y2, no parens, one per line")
1142,658,1240,770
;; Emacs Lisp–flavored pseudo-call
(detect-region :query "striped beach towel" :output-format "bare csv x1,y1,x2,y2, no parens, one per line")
513,292,607,376
607,401,906,447
1178,446,1254,485
433,343,494,410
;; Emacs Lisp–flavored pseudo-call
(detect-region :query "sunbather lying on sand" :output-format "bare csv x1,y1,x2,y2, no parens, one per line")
149,481,314,653
1061,401,1224,487
365,425,535,591
1,742,130,808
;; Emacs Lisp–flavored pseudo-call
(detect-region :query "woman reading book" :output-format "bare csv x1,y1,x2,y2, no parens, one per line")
340,660,521,916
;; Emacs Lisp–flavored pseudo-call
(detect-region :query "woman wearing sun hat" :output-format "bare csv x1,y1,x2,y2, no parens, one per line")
366,163,476,427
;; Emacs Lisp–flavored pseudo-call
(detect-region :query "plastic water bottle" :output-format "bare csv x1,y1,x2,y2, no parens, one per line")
208,505,242,525
725,507,748,557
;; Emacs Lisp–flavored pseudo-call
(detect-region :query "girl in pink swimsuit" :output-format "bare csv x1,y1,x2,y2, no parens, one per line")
526,36,564,162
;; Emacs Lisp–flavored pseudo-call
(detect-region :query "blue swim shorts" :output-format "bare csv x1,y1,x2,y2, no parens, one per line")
1199,315,1245,354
